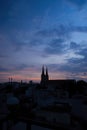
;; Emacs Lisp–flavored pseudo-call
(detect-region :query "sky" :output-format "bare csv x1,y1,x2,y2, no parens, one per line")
1,0,87,82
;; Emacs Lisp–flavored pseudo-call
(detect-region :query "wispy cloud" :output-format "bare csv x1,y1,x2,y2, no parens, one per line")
1,0,87,82
66,0,87,10
44,38,66,55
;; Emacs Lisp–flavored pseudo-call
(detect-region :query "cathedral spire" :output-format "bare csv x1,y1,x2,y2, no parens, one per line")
41,65,45,84
46,67,48,75
41,65,49,87
46,66,49,81
42,65,44,75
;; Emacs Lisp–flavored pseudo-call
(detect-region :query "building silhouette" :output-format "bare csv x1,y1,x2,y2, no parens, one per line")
41,66,49,87
40,66,76,93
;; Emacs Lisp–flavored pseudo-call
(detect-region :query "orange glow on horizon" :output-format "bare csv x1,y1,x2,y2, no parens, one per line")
0,70,87,82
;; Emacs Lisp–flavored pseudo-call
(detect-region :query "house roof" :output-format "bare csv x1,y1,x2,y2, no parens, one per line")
46,79,76,86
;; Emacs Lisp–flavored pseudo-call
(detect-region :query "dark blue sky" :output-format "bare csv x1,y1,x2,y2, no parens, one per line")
0,0,87,82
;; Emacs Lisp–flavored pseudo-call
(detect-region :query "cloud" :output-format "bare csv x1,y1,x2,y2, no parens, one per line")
44,63,85,80
44,38,66,55
0,54,7,58
61,51,86,74
1,24,87,82
13,64,29,71
73,26,87,32
69,41,82,54
63,42,87,73
79,48,87,56
36,25,71,39
70,41,80,49
36,25,87,42
12,64,39,72
66,0,87,9
0,67,9,72
1,25,87,54
44,39,87,75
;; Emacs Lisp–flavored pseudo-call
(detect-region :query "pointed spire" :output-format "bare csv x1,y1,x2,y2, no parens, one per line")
46,66,49,81
42,65,44,75
46,66,48,76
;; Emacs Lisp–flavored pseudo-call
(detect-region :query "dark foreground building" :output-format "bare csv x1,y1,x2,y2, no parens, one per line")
40,66,76,91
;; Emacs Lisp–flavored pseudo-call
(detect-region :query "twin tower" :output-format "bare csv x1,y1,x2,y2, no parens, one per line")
41,66,49,85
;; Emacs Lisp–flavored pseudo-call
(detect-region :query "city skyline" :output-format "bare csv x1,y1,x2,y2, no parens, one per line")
0,0,87,82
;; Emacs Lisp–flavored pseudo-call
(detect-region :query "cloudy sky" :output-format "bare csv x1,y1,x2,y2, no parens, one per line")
0,0,87,82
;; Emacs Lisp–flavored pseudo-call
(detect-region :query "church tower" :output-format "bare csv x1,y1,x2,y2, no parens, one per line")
41,66,49,87
41,65,45,84
46,67,49,81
